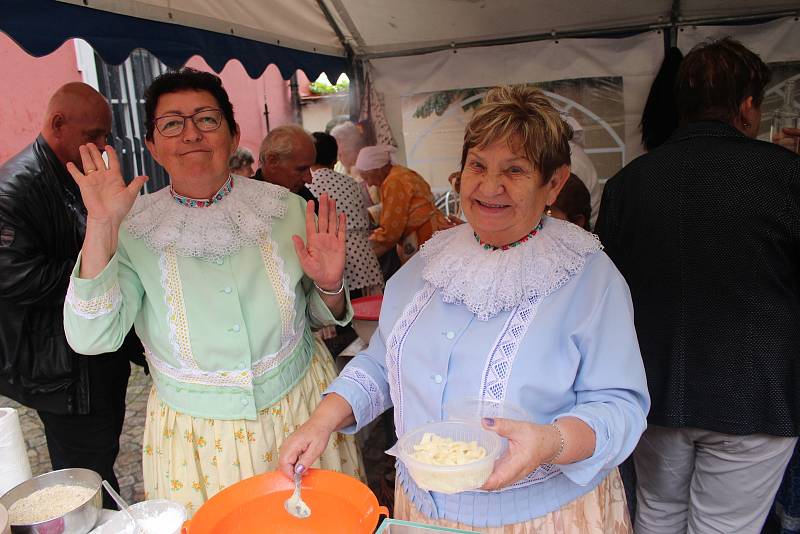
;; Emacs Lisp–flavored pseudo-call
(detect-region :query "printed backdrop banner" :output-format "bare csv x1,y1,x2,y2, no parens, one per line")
369,31,664,188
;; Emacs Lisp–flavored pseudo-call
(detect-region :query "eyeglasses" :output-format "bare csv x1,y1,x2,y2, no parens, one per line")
153,109,224,137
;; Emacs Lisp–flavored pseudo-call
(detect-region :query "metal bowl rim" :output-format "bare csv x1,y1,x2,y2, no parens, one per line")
1,468,102,527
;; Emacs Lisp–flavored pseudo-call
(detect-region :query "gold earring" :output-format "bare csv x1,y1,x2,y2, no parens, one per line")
545,206,552,217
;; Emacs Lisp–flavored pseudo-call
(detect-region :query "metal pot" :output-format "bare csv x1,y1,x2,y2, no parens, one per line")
0,468,102,534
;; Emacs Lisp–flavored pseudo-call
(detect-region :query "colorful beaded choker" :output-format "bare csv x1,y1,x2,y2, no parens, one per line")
170,175,234,208
474,221,543,251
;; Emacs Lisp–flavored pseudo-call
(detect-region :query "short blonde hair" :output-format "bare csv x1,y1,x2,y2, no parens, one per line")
460,86,572,182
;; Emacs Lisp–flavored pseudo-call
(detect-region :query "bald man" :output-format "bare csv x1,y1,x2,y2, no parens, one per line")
0,82,142,507
256,124,319,211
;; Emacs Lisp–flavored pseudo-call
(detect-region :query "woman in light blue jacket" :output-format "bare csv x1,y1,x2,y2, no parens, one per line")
281,85,649,532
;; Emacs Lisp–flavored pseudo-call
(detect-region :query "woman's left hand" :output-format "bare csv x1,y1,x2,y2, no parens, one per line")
480,418,560,491
293,194,347,290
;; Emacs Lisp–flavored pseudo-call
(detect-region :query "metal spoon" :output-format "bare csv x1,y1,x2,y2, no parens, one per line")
284,471,311,519
102,480,150,533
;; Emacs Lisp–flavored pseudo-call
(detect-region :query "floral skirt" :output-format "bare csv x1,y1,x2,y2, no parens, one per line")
394,468,632,533
142,348,364,517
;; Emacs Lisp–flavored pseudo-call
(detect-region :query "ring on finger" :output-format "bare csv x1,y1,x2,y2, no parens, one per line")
85,168,97,174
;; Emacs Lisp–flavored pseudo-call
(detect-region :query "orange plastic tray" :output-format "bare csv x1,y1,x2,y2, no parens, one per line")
181,469,389,534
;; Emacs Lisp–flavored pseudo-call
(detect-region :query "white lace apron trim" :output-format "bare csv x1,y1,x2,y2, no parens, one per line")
143,343,253,389
124,176,288,262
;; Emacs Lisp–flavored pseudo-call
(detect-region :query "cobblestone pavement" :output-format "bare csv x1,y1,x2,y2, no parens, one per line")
1,364,393,509
0,365,150,503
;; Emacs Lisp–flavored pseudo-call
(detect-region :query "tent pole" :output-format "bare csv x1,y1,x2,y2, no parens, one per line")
315,0,353,58
358,9,798,60
315,0,364,124
669,0,681,47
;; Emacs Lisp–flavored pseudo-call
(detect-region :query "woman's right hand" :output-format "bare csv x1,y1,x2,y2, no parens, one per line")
278,418,336,479
66,143,147,228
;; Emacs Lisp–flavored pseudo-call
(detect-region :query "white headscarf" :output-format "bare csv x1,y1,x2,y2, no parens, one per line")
355,145,396,171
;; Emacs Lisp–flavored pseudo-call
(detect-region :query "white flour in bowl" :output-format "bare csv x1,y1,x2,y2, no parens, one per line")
115,507,184,534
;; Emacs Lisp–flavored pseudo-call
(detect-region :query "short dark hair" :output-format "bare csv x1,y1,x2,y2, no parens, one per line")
312,132,338,166
676,37,770,124
553,174,591,231
144,68,237,141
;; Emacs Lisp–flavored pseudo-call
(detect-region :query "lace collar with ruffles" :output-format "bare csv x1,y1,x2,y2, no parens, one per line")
420,217,602,321
124,176,288,261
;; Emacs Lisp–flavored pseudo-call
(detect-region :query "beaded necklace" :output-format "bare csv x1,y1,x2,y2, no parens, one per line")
171,175,234,208
474,221,543,251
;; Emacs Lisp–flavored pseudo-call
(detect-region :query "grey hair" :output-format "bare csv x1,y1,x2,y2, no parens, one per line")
259,124,313,164
329,121,364,151
228,147,254,170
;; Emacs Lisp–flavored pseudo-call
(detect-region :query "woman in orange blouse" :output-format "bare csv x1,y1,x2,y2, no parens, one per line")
355,145,451,262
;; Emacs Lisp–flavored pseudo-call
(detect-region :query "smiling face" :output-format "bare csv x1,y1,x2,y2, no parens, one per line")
145,90,240,197
460,137,569,247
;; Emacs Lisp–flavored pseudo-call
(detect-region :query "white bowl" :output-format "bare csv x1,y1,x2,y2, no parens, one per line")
90,499,186,534
388,421,502,494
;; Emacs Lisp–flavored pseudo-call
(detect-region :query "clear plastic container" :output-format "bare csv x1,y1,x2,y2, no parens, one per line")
388,421,502,494
376,518,477,533
771,79,800,153
444,398,530,424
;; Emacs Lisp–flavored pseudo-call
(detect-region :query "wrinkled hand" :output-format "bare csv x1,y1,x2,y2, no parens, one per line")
293,194,347,290
278,418,335,479
480,418,559,491
66,143,147,227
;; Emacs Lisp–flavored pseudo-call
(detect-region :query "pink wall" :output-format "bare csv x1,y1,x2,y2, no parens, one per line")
0,37,294,166
185,57,293,162
0,34,82,163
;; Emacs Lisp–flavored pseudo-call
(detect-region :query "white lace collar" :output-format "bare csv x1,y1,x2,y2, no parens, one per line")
124,176,288,260
420,217,602,320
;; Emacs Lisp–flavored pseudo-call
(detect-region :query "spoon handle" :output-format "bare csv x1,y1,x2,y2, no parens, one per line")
102,480,147,533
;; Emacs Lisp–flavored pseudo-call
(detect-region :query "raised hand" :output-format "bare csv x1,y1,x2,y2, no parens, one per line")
292,194,347,291
66,143,147,228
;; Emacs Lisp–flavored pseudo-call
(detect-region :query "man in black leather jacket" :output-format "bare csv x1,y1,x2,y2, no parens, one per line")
0,82,143,507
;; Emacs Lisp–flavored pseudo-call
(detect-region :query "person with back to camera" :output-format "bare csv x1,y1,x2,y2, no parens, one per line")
308,131,383,298
280,85,650,533
549,173,592,231
596,38,800,534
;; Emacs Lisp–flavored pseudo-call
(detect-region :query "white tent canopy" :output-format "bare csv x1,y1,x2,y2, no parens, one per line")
8,1,797,184
55,0,799,59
